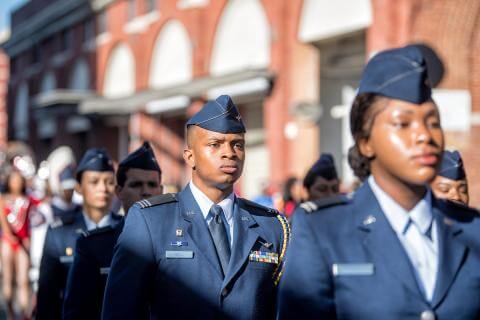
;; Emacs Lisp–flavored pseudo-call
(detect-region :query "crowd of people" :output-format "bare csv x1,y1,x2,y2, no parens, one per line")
0,44,477,320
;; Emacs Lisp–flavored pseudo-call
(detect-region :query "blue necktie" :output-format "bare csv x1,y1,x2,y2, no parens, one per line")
208,205,231,276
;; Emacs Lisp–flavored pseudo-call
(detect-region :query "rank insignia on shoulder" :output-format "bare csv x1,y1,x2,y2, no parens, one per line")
249,251,278,264
100,267,110,275
300,194,349,213
51,219,63,229
137,193,178,209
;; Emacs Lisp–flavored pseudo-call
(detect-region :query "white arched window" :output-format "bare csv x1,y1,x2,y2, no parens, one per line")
210,0,271,75
103,44,136,98
69,59,91,90
149,20,192,89
14,82,29,140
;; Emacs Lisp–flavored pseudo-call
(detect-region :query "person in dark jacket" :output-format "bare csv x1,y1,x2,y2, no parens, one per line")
63,141,162,320
36,148,119,320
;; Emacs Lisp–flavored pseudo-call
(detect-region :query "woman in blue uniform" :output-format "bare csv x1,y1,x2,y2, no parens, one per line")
278,45,480,319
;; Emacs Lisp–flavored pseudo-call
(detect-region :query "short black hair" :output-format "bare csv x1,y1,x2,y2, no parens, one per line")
116,166,161,187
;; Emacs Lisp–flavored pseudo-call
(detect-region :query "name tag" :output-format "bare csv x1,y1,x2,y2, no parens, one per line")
59,256,74,264
100,267,110,275
165,250,194,259
332,263,374,276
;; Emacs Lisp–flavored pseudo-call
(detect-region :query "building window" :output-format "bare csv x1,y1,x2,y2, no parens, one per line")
145,0,156,12
97,10,107,34
32,45,40,64
84,18,95,43
10,57,16,74
127,0,136,20
59,29,73,52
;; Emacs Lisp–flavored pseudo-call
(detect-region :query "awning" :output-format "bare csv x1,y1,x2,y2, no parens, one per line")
79,68,275,116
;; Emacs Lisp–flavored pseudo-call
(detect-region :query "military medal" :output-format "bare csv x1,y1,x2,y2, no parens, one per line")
249,251,278,264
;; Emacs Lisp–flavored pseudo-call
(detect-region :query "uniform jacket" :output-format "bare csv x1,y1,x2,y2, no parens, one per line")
102,186,290,320
63,220,124,320
37,209,86,320
278,182,480,320
37,211,121,320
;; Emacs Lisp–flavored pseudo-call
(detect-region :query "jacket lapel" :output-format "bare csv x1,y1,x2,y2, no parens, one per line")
430,202,467,308
177,187,223,279
223,199,260,287
354,183,425,301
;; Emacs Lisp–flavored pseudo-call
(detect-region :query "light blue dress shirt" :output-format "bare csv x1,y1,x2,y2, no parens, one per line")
189,181,235,247
368,176,439,301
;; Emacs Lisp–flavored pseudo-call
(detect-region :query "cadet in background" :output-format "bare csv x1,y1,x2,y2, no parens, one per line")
431,150,469,205
63,142,162,320
36,148,120,320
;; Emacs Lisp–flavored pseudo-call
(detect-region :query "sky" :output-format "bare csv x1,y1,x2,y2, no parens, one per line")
0,0,29,33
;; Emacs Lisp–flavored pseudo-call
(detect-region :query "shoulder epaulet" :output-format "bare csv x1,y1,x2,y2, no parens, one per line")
83,225,114,238
50,218,64,229
273,213,290,286
241,198,279,215
300,194,350,213
137,193,178,209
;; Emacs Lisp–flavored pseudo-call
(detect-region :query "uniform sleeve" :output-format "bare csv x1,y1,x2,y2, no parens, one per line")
63,235,101,320
37,227,63,320
102,207,156,320
277,208,336,319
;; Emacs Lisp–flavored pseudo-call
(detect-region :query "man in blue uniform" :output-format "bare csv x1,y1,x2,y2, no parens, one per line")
303,153,340,201
36,148,120,320
63,141,163,320
102,95,290,320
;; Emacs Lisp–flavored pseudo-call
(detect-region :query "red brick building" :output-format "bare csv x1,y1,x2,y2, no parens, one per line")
3,0,480,204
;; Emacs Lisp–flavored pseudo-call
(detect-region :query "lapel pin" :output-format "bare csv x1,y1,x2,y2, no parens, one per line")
260,241,272,249
363,215,376,226
186,210,195,216
443,217,454,226
176,229,183,237
65,247,73,256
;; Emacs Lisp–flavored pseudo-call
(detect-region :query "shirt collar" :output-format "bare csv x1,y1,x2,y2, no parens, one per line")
82,212,114,231
368,176,433,235
188,181,235,224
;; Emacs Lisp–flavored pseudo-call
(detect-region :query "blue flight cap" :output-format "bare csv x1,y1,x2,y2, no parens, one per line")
119,141,161,173
59,164,77,190
303,153,338,188
186,95,246,133
358,45,432,104
438,150,466,180
76,148,114,182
